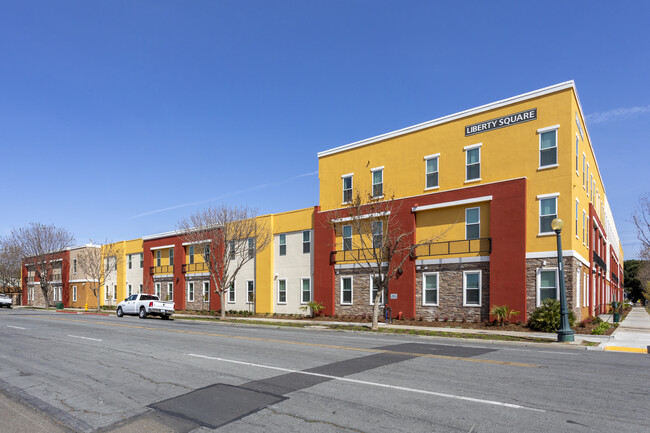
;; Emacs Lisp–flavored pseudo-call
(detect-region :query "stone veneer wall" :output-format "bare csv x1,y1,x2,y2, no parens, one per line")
334,268,374,317
526,257,583,319
415,262,490,322
183,274,211,311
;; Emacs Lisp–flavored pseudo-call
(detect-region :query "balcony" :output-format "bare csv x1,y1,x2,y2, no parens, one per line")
150,265,174,275
182,263,208,273
611,272,619,285
330,238,491,264
592,251,606,271
49,274,62,282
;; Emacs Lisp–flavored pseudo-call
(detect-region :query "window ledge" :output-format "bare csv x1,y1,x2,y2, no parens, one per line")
372,195,385,200
341,303,353,306
424,186,440,191
538,164,559,171
422,303,439,307
463,304,481,307
538,232,556,237
464,178,481,184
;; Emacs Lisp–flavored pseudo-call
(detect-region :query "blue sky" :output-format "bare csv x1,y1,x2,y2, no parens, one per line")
1,1,649,258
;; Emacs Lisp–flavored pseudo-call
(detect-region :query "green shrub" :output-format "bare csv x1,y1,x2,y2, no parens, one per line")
592,321,610,335
528,299,575,332
490,305,520,325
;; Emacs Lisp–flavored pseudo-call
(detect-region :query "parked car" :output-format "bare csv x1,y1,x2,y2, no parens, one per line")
0,294,12,308
116,294,174,319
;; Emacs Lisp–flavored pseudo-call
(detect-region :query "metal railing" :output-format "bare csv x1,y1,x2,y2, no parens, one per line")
182,263,208,273
592,251,606,271
330,238,491,264
611,272,619,284
150,265,174,275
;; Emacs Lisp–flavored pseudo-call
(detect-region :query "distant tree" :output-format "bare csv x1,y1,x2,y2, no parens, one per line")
0,236,22,294
76,241,122,311
632,194,650,302
329,191,449,331
624,260,644,302
177,205,271,320
8,223,75,307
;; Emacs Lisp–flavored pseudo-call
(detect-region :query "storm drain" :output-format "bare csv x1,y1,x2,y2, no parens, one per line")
150,383,286,429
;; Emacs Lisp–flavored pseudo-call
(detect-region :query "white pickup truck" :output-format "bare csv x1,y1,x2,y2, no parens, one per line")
0,294,12,308
116,294,174,320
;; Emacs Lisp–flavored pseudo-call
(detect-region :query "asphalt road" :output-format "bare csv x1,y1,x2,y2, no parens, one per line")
0,309,648,433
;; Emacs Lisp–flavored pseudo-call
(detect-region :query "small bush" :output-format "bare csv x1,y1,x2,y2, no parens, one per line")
528,299,575,332
490,305,520,325
592,321,610,335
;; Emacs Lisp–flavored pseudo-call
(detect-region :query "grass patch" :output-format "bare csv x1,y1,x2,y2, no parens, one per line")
580,341,600,347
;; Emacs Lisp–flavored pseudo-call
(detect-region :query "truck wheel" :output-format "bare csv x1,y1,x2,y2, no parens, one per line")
139,307,146,319
161,314,169,320
116,307,124,317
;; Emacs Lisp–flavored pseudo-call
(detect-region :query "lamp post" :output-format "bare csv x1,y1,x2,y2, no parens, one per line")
551,218,574,342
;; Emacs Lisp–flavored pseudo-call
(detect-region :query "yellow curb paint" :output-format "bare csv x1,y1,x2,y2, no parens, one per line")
603,346,648,354
33,315,540,368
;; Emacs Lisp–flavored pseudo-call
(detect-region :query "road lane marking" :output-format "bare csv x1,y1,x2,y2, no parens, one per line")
67,335,102,342
187,353,545,412
7,326,27,330
31,315,539,368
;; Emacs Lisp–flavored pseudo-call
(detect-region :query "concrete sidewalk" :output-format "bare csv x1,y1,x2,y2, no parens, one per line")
602,306,650,354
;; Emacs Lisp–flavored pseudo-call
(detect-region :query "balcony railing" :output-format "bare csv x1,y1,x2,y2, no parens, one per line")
150,265,174,275
611,272,619,285
593,251,606,271
330,238,491,264
49,274,62,282
182,263,208,273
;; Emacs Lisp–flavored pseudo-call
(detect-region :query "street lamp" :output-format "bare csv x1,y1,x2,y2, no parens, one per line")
551,218,574,342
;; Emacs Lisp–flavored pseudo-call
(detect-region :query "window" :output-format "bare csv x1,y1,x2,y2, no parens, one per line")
105,285,109,301
372,221,383,249
582,210,586,244
539,196,558,234
575,200,579,238
139,284,143,293
301,278,311,304
169,248,174,266
537,269,558,306
155,283,161,298
371,167,383,197
73,258,77,274
204,245,210,263
576,269,581,309
128,254,132,269
278,279,287,304
465,145,480,181
279,234,286,256
422,273,439,306
113,285,117,301
465,207,480,240
156,250,161,267
369,275,384,305
187,282,194,302
73,286,77,302
575,135,579,174
583,273,588,306
139,253,143,268
229,241,236,260
248,238,255,259
539,128,558,168
228,282,235,303
128,284,132,297
425,154,439,189
302,231,311,254
167,282,173,301
247,281,254,304
343,225,352,251
582,154,586,188
576,112,584,139
342,175,353,203
463,271,481,306
590,177,594,204
341,276,353,305
189,246,194,265
203,281,209,301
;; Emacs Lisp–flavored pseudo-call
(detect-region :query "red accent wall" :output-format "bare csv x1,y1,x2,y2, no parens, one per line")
314,178,528,320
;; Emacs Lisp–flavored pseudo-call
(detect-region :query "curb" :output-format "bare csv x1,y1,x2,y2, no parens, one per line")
55,310,110,316
603,346,649,354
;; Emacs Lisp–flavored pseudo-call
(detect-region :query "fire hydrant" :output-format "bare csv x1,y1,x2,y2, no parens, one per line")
84,303,88,311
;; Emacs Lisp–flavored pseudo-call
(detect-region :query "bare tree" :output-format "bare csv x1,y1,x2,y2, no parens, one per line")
330,191,449,330
0,236,22,294
633,194,650,303
177,205,271,320
8,223,75,307
76,241,122,311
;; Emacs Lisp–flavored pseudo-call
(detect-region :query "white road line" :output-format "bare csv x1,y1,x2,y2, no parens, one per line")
187,353,545,412
67,335,102,342
7,325,27,330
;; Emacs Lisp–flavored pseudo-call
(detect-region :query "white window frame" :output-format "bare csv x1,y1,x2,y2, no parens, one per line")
342,173,353,204
113,285,117,302
583,210,587,245
582,153,586,189
371,166,384,198
301,278,311,304
188,245,195,265
187,282,194,302
536,267,559,307
203,281,210,302
167,282,173,301
169,248,174,267
104,285,109,301
279,234,287,256
73,285,77,302
73,258,77,274
583,273,588,306
575,199,579,239
424,154,440,190
128,254,132,270
575,133,580,175
586,163,590,196
277,279,287,304
227,281,236,303
465,207,480,240
340,276,353,305
302,230,311,254
372,220,383,249
463,270,482,307
156,250,161,267
537,193,559,236
155,282,161,298
139,253,143,269
537,125,559,169
464,143,481,183
342,225,352,251
369,275,384,305
576,269,581,309
247,238,255,259
422,272,439,306
247,280,254,304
